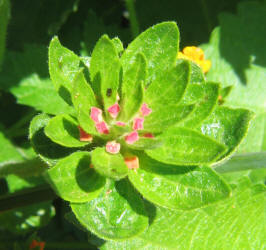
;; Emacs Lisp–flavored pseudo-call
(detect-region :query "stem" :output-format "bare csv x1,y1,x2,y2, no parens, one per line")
0,242,95,249
45,242,96,249
125,0,139,38
0,185,56,213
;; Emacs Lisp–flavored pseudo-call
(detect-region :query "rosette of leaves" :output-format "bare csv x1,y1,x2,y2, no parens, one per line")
29,22,253,241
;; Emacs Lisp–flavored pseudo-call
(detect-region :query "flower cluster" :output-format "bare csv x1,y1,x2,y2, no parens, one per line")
78,102,153,169
178,46,211,73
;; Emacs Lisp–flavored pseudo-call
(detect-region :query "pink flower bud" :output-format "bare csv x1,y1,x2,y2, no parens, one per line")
141,103,152,116
133,117,144,130
116,121,126,126
95,121,109,134
106,141,121,154
108,103,120,118
124,156,139,169
90,107,103,123
143,132,154,138
125,131,139,144
78,126,93,142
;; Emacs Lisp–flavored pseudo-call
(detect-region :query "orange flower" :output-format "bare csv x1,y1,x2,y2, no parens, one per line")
178,46,211,73
29,240,45,250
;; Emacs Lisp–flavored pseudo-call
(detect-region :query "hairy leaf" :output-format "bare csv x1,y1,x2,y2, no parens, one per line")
0,45,73,115
129,153,231,210
119,53,146,121
199,106,253,162
143,61,190,132
91,148,128,180
29,114,76,166
44,114,90,147
180,82,220,127
146,127,227,165
49,36,80,104
121,22,179,85
71,179,148,240
46,151,105,202
90,35,120,110
103,177,265,249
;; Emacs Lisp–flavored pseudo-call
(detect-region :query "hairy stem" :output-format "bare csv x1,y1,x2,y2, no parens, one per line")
0,185,56,213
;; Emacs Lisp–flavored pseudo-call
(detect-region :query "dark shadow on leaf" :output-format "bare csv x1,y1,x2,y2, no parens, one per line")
92,72,104,108
115,179,147,217
32,128,75,159
75,155,105,193
143,199,157,226
139,152,196,176
58,86,73,106
62,117,79,140
219,2,266,85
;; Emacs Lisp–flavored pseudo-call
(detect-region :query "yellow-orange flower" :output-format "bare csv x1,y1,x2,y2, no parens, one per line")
178,46,211,73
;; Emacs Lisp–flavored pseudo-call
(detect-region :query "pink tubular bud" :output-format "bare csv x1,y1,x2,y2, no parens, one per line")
90,107,103,123
124,156,139,169
141,103,152,116
143,132,154,138
125,131,139,144
108,103,120,118
133,117,144,130
106,141,121,154
116,121,126,126
78,126,93,142
95,121,109,134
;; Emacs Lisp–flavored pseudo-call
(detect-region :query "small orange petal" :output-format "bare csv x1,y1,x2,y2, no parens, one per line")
78,126,93,142
124,156,139,169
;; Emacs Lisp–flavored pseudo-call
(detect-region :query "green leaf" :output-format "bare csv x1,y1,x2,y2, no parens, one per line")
71,179,149,240
29,114,76,166
0,130,24,166
112,37,124,54
145,104,196,133
124,137,162,150
121,22,179,84
201,2,266,114
49,36,80,105
128,153,230,210
0,0,10,69
237,113,265,153
11,75,75,115
215,152,266,173
263,113,266,151
219,85,233,103
90,35,120,110
180,82,220,128
91,148,128,180
199,106,254,162
71,69,99,135
146,127,227,165
45,151,105,203
103,177,265,249
44,114,90,148
119,53,146,121
143,61,190,132
0,45,74,115
189,60,205,84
